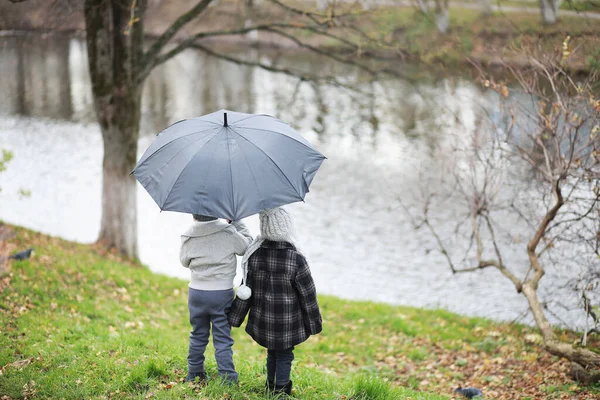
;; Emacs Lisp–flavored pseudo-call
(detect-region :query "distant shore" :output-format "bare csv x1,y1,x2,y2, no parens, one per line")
1,0,598,74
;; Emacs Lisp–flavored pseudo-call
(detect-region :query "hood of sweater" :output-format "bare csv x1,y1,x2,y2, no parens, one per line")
182,219,231,237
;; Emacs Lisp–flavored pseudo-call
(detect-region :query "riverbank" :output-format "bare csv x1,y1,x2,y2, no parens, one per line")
1,1,598,74
1,224,598,399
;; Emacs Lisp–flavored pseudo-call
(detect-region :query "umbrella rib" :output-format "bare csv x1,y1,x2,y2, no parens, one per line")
236,114,297,127
227,113,284,126
134,126,221,171
190,118,221,126
231,126,322,155
229,126,304,201
225,128,236,220
227,114,257,125
138,130,221,208
240,114,283,125
161,129,223,211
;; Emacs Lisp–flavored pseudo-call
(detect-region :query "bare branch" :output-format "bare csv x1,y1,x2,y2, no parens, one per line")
484,215,504,267
546,193,600,236
422,212,458,273
140,22,377,82
526,179,564,289
266,0,345,26
141,24,292,78
188,42,361,92
264,27,379,75
141,0,213,78
267,0,393,50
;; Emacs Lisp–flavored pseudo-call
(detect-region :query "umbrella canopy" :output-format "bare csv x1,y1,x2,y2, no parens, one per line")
132,109,325,220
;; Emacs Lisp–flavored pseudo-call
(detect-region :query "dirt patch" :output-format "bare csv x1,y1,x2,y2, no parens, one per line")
0,224,16,275
0,224,15,242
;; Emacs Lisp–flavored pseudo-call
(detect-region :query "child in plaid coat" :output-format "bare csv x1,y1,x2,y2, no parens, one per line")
228,207,322,396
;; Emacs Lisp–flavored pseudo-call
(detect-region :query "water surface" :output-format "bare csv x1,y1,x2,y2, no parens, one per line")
0,35,588,328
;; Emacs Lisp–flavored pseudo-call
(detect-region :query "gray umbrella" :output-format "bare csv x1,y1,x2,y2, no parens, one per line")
132,109,325,220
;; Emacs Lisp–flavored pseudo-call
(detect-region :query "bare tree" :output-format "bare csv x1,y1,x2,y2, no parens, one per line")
415,51,600,383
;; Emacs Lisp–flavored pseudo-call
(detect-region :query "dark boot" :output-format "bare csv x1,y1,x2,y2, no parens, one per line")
274,380,292,396
266,379,275,392
185,371,207,383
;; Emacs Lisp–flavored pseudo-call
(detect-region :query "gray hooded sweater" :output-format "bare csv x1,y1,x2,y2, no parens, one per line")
180,220,253,290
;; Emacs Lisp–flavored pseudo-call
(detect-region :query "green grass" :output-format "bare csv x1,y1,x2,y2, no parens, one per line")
1,225,598,399
351,6,600,72
0,226,448,399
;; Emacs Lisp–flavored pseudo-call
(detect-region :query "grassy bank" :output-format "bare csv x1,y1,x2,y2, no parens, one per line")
0,225,598,399
365,7,599,72
146,1,600,73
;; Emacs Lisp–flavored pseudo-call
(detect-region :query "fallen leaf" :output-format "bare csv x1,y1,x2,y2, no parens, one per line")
10,359,31,368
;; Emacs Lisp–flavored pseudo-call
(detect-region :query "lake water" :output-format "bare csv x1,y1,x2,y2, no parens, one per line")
0,34,588,329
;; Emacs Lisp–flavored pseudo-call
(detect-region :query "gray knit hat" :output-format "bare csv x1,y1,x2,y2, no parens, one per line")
193,214,217,222
259,207,295,241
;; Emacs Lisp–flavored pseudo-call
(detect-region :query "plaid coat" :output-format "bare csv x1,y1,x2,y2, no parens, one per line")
228,240,322,350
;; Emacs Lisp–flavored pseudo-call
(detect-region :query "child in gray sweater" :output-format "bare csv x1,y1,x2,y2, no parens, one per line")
179,214,253,383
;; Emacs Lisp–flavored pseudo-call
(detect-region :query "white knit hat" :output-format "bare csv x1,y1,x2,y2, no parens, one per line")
259,207,296,242
236,207,301,300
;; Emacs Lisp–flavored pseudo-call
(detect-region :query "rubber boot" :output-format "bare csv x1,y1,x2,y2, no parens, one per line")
266,379,275,392
185,371,207,383
274,380,292,396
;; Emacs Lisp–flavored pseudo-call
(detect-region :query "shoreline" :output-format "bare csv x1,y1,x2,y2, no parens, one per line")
0,205,589,332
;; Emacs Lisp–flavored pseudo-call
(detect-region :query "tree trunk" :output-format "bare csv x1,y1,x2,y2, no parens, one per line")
54,36,73,120
16,37,25,115
435,0,449,33
539,0,561,24
518,184,600,381
478,0,493,16
245,0,258,45
316,0,328,11
416,0,429,13
522,281,600,383
84,0,145,258
97,93,141,258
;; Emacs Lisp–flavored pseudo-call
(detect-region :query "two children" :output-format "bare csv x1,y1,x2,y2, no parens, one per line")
179,208,322,395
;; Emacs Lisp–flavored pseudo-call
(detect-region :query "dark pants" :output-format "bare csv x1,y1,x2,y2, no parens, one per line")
266,347,294,387
188,288,237,382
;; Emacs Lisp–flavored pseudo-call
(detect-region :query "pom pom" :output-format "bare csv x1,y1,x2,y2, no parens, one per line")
236,284,252,300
